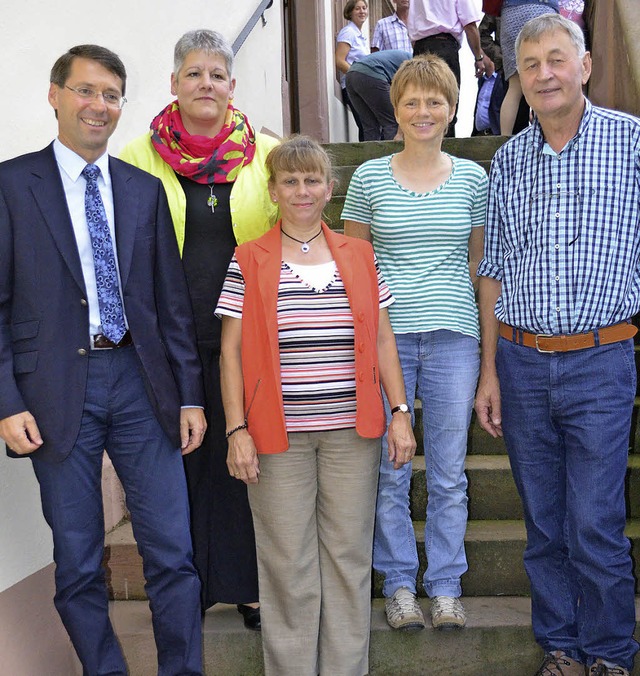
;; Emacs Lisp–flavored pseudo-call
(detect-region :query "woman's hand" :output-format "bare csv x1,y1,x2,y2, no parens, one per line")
386,412,417,470
227,428,261,484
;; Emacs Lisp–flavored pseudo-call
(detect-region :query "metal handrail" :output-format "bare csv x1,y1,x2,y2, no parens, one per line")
232,0,274,55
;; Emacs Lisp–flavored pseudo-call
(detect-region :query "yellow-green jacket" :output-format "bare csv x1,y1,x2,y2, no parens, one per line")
120,131,279,254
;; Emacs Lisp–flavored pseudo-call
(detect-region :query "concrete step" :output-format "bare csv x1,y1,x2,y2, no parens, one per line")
410,455,523,522
324,136,508,188
109,597,640,675
410,454,640,520
105,518,640,601
373,519,640,598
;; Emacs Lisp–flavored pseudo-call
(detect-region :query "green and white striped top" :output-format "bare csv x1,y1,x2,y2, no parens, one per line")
341,154,488,339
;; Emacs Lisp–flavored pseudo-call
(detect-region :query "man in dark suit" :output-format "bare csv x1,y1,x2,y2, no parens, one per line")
0,44,206,675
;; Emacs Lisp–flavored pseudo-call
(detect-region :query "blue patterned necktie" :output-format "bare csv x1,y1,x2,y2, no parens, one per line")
82,164,127,343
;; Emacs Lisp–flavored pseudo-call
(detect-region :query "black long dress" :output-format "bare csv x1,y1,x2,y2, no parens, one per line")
177,173,259,610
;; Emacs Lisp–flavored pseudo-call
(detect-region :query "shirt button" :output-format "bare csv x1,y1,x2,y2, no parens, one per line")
555,244,560,249
357,311,365,322
78,348,87,356
555,213,560,218
556,307,561,312
556,183,561,189
80,298,88,306
358,371,365,382
555,276,559,281
358,341,365,353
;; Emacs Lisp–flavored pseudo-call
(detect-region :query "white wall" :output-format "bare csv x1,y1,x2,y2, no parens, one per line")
0,450,52,592
0,0,284,162
0,0,284,594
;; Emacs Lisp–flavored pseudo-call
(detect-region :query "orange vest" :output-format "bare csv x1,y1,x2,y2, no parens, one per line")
234,222,386,454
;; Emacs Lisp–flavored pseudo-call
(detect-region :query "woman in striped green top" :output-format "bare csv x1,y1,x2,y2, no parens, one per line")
342,54,489,632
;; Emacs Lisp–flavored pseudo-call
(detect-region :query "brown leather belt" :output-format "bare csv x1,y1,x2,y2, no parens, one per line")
92,330,132,350
499,322,637,353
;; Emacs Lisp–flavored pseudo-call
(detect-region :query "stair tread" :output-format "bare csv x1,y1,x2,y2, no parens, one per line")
412,455,512,471
107,517,640,547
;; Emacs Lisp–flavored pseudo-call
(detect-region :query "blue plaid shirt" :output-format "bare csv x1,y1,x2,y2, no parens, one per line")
372,14,412,52
478,99,640,334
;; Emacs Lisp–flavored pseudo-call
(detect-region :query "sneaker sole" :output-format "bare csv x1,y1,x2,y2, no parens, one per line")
432,621,465,630
388,621,425,631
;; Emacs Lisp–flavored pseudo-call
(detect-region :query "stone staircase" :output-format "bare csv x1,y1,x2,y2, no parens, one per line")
103,136,640,675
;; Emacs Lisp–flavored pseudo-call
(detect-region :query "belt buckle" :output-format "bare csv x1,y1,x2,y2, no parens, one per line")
535,333,556,354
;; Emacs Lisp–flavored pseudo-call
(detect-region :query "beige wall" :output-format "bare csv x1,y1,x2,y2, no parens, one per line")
0,564,81,675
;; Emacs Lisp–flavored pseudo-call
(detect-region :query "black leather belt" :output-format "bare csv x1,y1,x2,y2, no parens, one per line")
92,330,132,349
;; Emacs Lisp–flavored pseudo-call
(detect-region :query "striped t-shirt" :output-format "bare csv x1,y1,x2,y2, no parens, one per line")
341,154,488,339
216,258,393,432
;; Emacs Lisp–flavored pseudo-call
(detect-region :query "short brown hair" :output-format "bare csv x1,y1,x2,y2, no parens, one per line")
266,135,334,185
343,0,368,22
50,44,127,96
390,53,458,110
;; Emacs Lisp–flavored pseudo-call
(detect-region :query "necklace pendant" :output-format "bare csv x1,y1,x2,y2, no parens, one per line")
207,185,218,214
301,242,310,254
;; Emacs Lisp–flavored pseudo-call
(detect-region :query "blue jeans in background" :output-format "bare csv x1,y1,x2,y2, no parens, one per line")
373,330,479,599
497,337,639,670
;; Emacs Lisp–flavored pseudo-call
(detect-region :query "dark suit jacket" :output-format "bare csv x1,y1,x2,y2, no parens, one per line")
0,143,204,462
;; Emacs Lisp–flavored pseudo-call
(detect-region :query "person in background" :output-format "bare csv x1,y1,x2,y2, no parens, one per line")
559,0,585,30
499,0,559,135
472,13,529,136
0,44,205,674
408,0,494,136
336,0,371,141
476,14,639,675
217,136,416,675
343,54,488,633
345,50,412,140
120,29,278,631
372,0,412,53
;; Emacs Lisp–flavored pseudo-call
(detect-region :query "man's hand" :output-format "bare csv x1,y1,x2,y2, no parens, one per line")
0,411,43,455
387,412,417,470
474,370,503,438
180,407,207,455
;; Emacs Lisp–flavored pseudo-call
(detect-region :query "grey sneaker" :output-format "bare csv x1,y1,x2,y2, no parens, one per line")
535,651,586,676
430,595,466,629
588,661,629,676
384,587,425,630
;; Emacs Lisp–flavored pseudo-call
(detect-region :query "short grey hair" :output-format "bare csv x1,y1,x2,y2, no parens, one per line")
173,29,234,78
516,13,586,69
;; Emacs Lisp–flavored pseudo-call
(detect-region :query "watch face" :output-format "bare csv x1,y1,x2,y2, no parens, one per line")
393,404,409,414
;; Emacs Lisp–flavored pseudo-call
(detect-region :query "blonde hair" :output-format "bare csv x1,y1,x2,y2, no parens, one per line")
266,135,334,185
390,53,458,110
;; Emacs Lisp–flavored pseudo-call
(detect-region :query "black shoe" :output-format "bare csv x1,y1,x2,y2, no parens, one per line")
237,604,261,631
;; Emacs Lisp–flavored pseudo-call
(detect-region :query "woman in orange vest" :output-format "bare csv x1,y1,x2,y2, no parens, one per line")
216,135,415,676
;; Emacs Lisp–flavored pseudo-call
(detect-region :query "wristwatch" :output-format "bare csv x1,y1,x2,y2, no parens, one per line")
475,54,485,62
391,403,410,415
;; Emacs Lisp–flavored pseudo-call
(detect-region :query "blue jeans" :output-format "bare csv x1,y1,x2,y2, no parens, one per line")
497,337,639,670
32,347,202,676
373,330,479,598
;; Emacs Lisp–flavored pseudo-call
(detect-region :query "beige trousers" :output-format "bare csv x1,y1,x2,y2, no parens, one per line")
248,428,381,676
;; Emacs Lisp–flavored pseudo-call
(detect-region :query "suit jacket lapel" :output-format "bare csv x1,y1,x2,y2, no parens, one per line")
110,157,136,290
30,144,86,293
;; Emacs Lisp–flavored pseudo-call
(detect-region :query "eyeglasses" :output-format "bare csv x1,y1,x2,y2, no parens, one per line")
65,86,127,109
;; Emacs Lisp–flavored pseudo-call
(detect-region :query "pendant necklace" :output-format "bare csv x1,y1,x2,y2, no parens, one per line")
207,183,218,213
281,228,322,253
